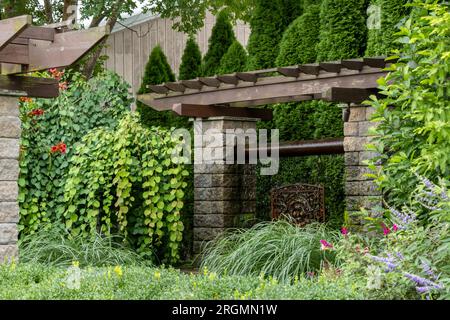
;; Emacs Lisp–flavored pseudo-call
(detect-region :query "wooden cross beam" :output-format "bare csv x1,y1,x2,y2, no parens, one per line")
0,15,31,50
0,75,59,98
0,15,109,75
172,103,273,120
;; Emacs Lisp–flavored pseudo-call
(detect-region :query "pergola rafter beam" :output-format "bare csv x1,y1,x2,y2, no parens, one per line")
139,65,388,111
172,103,273,120
0,75,59,98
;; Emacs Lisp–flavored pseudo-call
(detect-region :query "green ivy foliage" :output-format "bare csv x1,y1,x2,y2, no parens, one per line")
179,36,202,81
136,45,184,129
201,10,236,76
246,0,287,69
276,4,321,67
367,1,450,208
19,71,131,235
317,0,369,61
218,40,248,74
366,0,410,56
64,114,189,263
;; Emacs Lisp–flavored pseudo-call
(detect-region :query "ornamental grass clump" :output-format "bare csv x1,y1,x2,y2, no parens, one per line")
19,227,149,268
201,220,339,283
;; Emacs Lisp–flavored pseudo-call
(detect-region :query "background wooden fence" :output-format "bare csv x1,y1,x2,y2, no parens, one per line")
102,12,250,100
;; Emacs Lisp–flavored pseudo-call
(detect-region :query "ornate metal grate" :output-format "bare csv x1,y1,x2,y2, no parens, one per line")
270,183,325,226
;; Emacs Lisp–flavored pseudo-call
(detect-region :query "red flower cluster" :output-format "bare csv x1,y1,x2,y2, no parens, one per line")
49,68,65,81
19,97,33,103
50,142,67,154
58,81,68,91
28,109,45,117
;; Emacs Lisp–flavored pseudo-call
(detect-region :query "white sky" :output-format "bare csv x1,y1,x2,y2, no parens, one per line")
37,0,145,27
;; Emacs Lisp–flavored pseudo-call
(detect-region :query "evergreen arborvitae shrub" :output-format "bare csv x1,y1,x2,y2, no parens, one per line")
201,10,235,76
259,4,345,227
218,40,248,74
136,45,183,128
317,0,369,61
246,0,287,70
179,36,202,80
365,0,410,56
276,4,321,67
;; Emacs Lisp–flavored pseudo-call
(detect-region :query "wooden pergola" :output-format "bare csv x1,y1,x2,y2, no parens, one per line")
138,57,391,120
0,15,109,98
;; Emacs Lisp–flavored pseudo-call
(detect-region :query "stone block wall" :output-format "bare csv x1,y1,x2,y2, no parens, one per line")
193,117,257,254
343,105,382,223
0,95,20,263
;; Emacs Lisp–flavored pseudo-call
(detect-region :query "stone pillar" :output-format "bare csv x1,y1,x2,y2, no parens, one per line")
343,105,382,223
0,94,21,263
193,117,257,254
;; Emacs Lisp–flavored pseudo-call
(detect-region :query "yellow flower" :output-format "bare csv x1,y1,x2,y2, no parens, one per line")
72,261,80,268
113,266,123,277
154,271,161,280
208,272,217,282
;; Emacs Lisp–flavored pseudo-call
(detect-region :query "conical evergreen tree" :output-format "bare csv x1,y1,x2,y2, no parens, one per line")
201,10,235,76
317,0,369,61
276,4,321,66
179,36,202,80
218,40,248,74
365,0,410,56
136,45,181,128
246,0,286,70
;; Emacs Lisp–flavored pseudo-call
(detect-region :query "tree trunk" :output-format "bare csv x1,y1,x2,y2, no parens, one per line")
82,0,125,79
43,0,54,24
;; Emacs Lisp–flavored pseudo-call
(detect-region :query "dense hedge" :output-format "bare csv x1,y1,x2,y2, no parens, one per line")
201,10,235,76
257,4,345,227
365,0,410,56
218,40,248,74
136,45,185,129
317,0,369,61
179,36,202,81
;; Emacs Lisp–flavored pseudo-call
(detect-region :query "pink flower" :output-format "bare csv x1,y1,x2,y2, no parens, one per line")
381,223,391,236
320,239,333,250
341,227,348,236
393,224,399,232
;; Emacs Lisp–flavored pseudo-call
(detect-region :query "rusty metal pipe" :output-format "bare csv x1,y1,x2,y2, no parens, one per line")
245,138,344,158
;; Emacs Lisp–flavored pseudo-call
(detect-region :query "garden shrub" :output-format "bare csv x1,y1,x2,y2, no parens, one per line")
367,0,450,208
333,175,449,300
316,0,369,61
136,45,185,129
201,221,339,283
218,40,248,74
201,10,235,76
0,262,365,300
178,36,202,81
63,114,189,263
19,70,131,235
365,0,411,56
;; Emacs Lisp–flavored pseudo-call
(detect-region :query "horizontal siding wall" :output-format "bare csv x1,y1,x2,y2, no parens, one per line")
103,12,251,100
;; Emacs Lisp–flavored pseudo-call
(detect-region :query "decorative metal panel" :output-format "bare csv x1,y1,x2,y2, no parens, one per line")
270,183,325,226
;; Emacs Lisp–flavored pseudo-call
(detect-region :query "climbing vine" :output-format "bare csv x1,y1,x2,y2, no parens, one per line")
64,114,189,263
18,70,131,235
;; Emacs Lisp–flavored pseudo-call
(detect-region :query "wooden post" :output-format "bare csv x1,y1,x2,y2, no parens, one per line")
0,92,21,263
